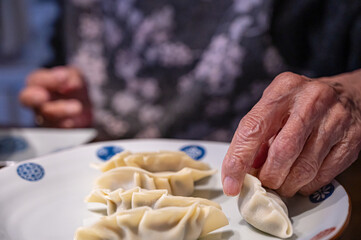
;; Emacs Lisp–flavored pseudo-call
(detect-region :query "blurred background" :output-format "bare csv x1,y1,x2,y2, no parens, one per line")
0,0,62,127
0,1,360,238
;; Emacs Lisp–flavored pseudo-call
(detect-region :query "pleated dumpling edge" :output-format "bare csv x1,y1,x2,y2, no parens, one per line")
85,187,222,215
74,204,229,240
92,150,211,172
93,166,216,196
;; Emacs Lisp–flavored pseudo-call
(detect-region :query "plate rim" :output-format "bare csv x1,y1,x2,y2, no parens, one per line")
329,186,351,240
0,138,352,239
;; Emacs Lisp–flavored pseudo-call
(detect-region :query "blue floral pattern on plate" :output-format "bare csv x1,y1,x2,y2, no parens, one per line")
309,183,335,203
17,163,45,182
0,136,28,155
97,146,124,161
180,145,206,160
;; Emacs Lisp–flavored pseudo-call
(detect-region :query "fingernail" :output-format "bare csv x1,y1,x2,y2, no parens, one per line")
223,176,240,196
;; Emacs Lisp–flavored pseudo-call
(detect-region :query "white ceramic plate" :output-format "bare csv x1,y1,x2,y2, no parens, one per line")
0,139,350,240
0,128,97,166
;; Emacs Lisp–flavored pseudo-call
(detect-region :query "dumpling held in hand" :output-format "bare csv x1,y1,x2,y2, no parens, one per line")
238,174,293,238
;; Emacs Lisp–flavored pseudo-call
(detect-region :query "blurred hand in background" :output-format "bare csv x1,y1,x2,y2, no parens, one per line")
19,66,92,128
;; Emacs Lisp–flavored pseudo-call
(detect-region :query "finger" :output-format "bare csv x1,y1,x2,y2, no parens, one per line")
251,142,270,169
252,135,277,169
52,66,84,94
27,67,83,93
299,124,361,196
37,115,76,128
222,72,303,196
277,103,351,197
222,100,288,196
37,109,92,128
39,99,83,120
27,69,64,91
259,81,337,189
19,86,50,108
68,107,93,128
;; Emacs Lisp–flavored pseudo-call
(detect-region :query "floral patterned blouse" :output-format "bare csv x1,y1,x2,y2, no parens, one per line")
63,0,361,141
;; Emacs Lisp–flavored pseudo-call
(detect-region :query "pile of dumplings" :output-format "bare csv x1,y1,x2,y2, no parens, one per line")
74,151,229,240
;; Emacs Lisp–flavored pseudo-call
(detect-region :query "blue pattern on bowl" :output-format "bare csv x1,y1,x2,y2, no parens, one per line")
180,145,206,160
309,183,335,203
0,136,28,155
97,146,124,161
17,163,45,182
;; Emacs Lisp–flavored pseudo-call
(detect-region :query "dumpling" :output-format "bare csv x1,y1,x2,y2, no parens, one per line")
238,174,293,238
93,151,211,172
74,204,229,240
86,187,221,215
94,166,216,196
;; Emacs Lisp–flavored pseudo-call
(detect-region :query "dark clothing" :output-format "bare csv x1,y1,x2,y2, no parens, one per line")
272,0,361,76
60,0,360,141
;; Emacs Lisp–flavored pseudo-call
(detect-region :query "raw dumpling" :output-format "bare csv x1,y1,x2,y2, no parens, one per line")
94,166,216,196
74,204,229,240
86,187,221,215
238,174,293,238
93,151,211,172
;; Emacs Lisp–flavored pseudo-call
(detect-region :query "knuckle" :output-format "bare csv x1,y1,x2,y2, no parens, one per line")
269,137,301,162
334,104,352,128
291,159,318,182
273,72,304,88
223,154,247,176
320,128,336,147
318,104,351,144
237,112,264,140
263,72,305,100
340,130,361,156
309,81,329,93
309,82,337,103
302,84,336,119
333,102,349,117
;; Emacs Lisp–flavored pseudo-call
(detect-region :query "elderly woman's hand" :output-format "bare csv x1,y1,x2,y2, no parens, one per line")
19,66,92,128
222,70,361,197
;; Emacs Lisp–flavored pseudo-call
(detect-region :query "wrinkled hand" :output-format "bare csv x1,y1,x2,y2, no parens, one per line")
222,71,361,197
19,66,92,128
